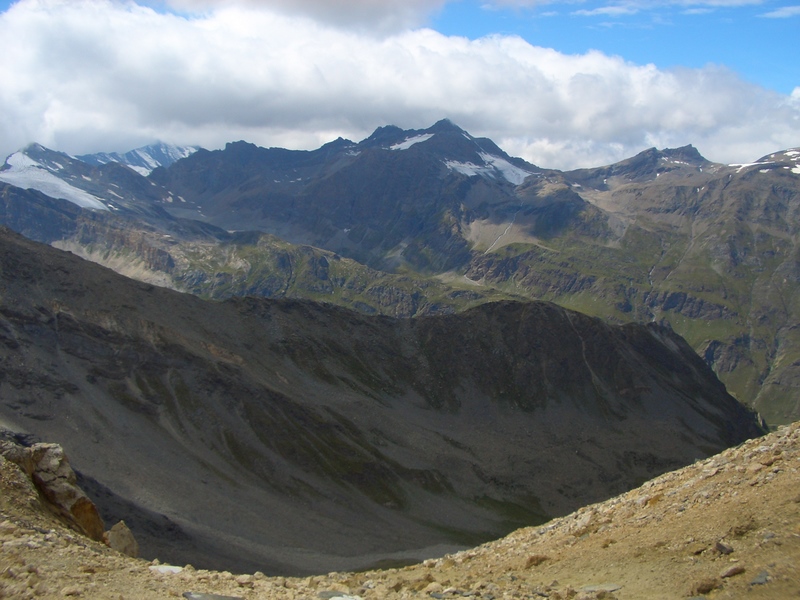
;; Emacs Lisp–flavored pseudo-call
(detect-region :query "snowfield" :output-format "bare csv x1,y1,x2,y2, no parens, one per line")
0,152,108,210
389,133,434,150
445,153,533,185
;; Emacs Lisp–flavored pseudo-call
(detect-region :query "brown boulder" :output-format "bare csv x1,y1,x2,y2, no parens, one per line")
0,441,105,541
104,520,139,557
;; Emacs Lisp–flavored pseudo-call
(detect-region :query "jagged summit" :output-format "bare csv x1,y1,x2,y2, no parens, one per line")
0,145,110,210
0,142,181,219
660,143,708,165
77,141,199,175
564,144,714,190
427,117,465,133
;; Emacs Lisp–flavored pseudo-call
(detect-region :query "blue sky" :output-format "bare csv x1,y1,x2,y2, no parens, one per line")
433,0,798,95
0,0,797,169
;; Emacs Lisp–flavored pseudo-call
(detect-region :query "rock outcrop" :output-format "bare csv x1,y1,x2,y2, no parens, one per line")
0,441,105,541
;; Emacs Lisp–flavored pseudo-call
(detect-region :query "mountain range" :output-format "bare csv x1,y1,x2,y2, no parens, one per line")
77,141,199,176
2,120,798,425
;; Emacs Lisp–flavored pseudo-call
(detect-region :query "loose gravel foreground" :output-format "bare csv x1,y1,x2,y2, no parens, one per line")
2,422,799,599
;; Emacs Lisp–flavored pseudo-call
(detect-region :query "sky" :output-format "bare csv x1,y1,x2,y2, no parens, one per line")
0,0,797,170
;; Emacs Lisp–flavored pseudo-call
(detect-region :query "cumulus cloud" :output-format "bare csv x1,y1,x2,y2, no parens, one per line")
0,0,798,170
156,0,448,31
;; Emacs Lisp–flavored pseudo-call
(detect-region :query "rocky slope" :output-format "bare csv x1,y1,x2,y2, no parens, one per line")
0,180,517,317
1,421,797,599
0,227,763,574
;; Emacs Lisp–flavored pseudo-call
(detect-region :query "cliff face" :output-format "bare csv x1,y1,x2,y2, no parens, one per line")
0,227,763,574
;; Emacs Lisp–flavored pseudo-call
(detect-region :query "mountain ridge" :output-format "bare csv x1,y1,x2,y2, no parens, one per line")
1,123,799,424
0,225,763,574
77,141,200,175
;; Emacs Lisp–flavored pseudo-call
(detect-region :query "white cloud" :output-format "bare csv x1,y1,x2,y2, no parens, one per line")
759,5,800,17
486,0,764,6
155,0,448,31
572,5,641,16
0,0,798,171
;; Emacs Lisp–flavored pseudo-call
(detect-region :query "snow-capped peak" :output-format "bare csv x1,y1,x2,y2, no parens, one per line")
78,142,199,175
0,149,108,210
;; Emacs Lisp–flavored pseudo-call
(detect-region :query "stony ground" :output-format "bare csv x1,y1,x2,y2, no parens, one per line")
1,422,799,600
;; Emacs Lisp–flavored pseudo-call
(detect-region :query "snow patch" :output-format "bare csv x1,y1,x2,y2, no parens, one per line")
0,152,108,210
479,153,533,185
445,160,487,179
731,163,765,173
389,134,434,150
445,153,533,185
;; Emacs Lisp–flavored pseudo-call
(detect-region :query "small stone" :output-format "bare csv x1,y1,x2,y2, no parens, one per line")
61,585,83,596
720,565,745,578
150,565,184,575
235,574,254,588
715,541,734,555
750,571,770,586
423,581,443,594
692,578,719,594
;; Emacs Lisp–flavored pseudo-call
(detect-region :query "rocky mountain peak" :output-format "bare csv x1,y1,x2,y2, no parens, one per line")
362,124,406,146
660,143,709,165
427,118,465,134
751,147,800,173
77,141,199,175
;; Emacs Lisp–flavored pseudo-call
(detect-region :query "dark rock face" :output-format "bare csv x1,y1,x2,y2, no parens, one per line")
150,120,538,273
0,227,763,575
